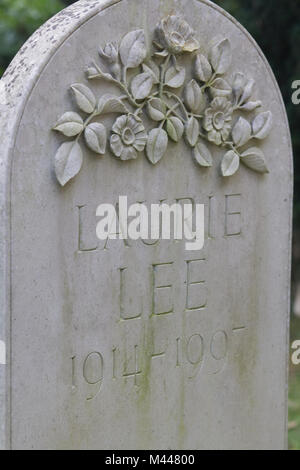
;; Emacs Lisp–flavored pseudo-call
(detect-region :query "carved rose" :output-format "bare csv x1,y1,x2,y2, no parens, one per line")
156,15,199,54
99,42,121,79
110,114,147,160
99,42,118,64
203,97,233,145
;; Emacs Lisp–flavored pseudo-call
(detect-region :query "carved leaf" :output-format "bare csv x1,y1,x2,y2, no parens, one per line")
54,141,83,186
166,117,184,142
147,98,166,121
184,79,205,113
209,38,231,75
142,61,160,84
86,65,113,81
240,78,255,104
252,111,273,139
232,72,245,103
232,117,252,147
71,84,96,114
240,101,262,111
119,29,147,69
193,140,213,167
165,65,186,88
53,112,84,137
210,78,231,98
154,50,169,58
97,94,129,114
221,150,240,177
146,128,168,164
195,53,212,82
86,66,99,79
240,147,269,173
84,123,107,155
185,116,200,147
131,72,154,100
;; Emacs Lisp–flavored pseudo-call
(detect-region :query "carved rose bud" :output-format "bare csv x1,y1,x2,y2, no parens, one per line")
99,42,119,64
99,42,121,80
184,79,205,113
110,114,148,160
195,53,212,83
156,16,200,54
203,97,233,146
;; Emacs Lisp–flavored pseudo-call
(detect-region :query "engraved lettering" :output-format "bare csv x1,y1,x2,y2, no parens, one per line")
152,262,174,316
119,267,143,321
83,352,104,401
185,258,207,311
225,194,242,237
123,345,142,386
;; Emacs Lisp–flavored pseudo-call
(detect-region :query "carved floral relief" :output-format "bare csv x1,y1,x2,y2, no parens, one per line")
52,15,273,186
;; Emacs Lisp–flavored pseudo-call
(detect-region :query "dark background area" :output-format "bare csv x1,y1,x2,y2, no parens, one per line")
0,0,299,448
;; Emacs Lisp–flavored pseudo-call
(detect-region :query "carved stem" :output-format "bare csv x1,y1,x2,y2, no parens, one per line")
75,111,98,143
90,62,140,108
201,72,217,91
159,54,172,98
165,91,189,121
222,141,240,154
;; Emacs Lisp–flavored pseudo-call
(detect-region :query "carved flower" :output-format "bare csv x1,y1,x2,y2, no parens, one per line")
99,42,118,64
203,97,233,145
156,16,199,54
110,115,147,160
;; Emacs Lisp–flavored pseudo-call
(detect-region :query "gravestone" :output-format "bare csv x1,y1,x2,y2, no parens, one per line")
0,0,293,450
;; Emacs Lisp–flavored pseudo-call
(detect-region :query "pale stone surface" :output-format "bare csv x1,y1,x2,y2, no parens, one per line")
0,0,293,450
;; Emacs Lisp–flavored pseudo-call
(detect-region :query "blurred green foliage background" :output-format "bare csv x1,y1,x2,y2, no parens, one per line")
0,0,67,75
0,0,299,449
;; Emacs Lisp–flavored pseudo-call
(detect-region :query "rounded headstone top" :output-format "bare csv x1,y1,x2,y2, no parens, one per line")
0,0,292,187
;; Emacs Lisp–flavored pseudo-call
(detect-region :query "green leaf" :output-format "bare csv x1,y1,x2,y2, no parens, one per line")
54,141,83,186
240,147,269,173
84,123,107,155
53,112,83,137
71,83,96,114
221,150,240,177
146,128,168,164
